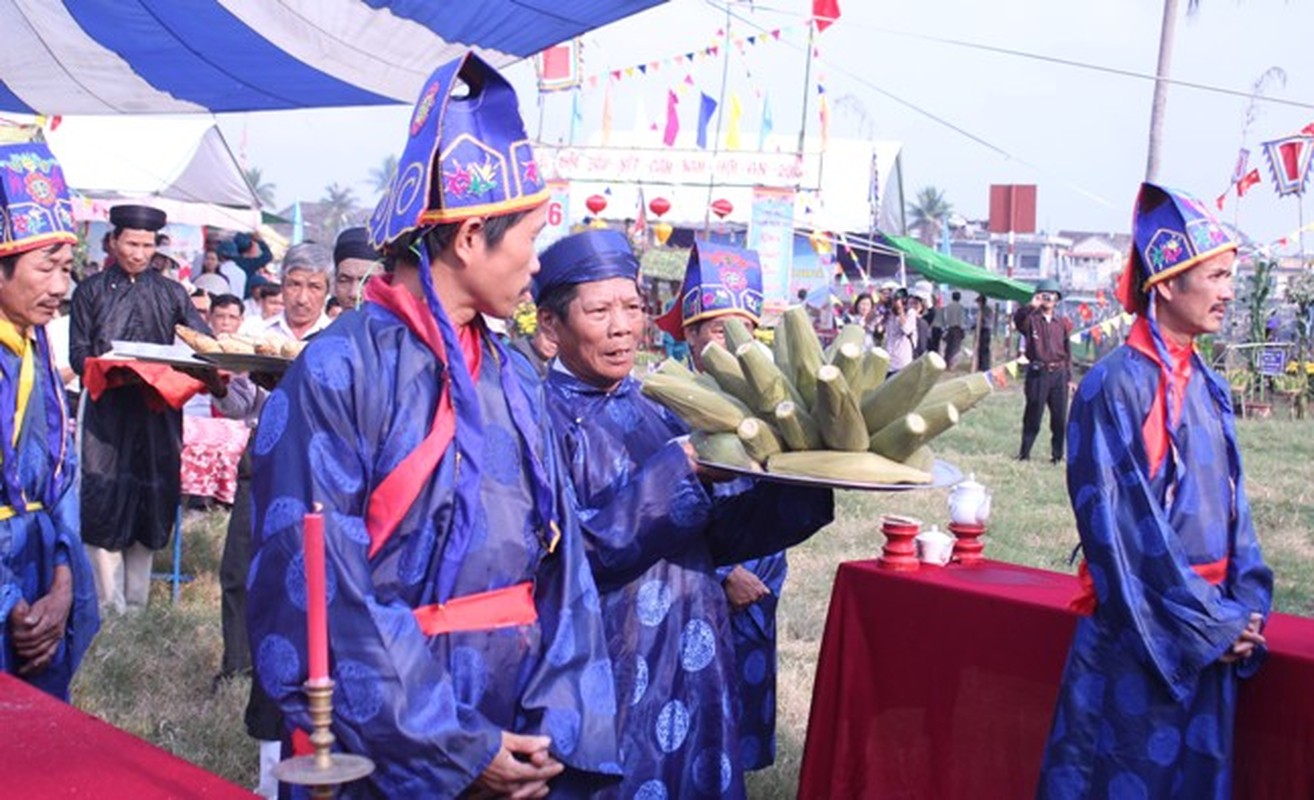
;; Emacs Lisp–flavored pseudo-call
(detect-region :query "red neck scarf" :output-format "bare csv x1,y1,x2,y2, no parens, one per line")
1125,316,1193,479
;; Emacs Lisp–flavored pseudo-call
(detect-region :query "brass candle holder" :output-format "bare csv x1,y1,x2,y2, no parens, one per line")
272,679,375,798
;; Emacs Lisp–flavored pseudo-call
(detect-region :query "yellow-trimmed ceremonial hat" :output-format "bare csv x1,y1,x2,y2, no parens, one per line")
1116,182,1237,312
0,142,77,258
369,52,547,251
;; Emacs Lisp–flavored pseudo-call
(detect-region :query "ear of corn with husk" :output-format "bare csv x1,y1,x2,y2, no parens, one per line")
641,310,992,484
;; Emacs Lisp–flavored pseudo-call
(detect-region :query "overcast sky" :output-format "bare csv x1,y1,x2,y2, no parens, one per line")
217,0,1314,248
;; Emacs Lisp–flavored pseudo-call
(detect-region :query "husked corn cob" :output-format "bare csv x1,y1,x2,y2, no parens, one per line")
783,307,824,409
737,342,799,414
815,365,869,452
771,317,793,388
917,372,993,416
869,403,960,462
825,323,868,362
830,342,864,392
641,374,749,432
722,317,757,353
868,413,928,462
774,400,822,451
854,347,891,399
656,358,696,380
700,343,755,406
737,417,784,462
904,445,935,473
766,450,932,484
860,351,945,435
691,431,761,471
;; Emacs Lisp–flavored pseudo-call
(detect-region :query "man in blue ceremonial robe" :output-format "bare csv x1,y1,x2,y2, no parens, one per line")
653,242,791,771
0,142,98,700
1037,184,1272,799
536,230,834,798
245,54,619,799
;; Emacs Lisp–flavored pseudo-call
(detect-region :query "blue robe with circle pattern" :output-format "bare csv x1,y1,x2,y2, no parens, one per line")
0,330,98,700
715,550,785,771
1037,344,1273,800
543,368,833,799
246,306,620,798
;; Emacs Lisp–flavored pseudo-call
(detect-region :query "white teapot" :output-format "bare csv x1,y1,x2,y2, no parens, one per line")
948,474,992,526
914,525,955,566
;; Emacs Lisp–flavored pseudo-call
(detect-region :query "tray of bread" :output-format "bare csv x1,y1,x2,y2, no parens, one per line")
174,325,306,373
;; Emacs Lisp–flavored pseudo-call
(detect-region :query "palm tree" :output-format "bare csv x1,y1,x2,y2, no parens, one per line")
320,182,359,240
243,166,277,208
1145,0,1201,181
907,187,953,246
369,154,399,194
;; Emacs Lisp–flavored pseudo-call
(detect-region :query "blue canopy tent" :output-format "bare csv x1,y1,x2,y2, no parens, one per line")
0,0,665,113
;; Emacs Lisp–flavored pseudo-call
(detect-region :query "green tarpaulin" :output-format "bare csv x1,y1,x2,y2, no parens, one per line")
879,233,1035,302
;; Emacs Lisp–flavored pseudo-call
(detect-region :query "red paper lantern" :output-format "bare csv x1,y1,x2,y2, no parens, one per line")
586,194,608,216
648,196,671,217
710,198,733,219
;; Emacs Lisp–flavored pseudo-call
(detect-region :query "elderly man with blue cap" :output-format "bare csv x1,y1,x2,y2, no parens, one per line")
535,230,833,798
1037,184,1272,799
0,142,99,700
245,53,619,798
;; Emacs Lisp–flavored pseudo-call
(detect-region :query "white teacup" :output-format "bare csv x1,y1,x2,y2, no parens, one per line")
914,526,955,566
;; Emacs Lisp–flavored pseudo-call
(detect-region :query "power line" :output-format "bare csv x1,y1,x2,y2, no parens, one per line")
706,1,1116,209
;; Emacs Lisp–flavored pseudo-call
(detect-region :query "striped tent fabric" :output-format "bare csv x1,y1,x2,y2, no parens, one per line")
0,0,664,114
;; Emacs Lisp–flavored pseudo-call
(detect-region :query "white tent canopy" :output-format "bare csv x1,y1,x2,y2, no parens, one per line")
44,115,260,229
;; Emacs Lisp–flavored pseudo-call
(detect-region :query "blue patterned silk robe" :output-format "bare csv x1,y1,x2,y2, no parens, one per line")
543,368,833,799
0,324,98,700
247,305,620,798
1038,342,1272,800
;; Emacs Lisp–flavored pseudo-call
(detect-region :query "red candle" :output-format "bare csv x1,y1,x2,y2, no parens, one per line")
303,508,330,685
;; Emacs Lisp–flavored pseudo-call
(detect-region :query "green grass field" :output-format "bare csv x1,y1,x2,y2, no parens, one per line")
68,387,1314,795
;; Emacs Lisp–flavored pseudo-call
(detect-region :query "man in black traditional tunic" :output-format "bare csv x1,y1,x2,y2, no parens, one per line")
70,204,216,612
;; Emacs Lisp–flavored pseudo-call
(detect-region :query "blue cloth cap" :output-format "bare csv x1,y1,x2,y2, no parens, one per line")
533,230,639,302
369,52,547,250
0,142,77,257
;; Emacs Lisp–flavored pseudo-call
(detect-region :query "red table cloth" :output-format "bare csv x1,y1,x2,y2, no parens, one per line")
181,415,250,505
798,559,1314,799
0,672,253,797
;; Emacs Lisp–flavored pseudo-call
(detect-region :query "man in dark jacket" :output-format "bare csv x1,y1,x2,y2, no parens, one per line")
1012,278,1072,463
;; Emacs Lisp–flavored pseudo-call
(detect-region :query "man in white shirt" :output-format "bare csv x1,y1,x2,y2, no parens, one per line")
240,243,331,342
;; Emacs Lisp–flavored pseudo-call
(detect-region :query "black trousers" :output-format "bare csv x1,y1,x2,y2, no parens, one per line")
1020,368,1069,461
219,444,253,676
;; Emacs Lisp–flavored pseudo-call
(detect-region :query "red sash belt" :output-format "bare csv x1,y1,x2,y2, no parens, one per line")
290,582,537,758
411,581,537,636
1070,556,1228,615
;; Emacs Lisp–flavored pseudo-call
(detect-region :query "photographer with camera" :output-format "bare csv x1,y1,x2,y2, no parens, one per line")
881,284,918,372
1013,278,1072,463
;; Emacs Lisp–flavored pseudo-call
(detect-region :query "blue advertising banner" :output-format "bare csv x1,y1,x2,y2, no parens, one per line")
748,185,795,305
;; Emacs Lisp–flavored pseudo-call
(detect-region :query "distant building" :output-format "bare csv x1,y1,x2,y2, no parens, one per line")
1058,231,1132,294
947,229,1071,284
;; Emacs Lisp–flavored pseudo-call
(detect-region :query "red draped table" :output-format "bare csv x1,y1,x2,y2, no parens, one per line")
798,559,1314,799
0,673,253,798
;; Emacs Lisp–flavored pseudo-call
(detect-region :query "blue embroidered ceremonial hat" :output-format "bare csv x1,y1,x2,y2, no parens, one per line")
533,229,639,302
0,142,77,258
1117,182,1237,312
369,52,547,250
655,241,764,340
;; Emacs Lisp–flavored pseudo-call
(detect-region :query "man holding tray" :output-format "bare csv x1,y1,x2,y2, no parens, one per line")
70,202,221,613
1037,184,1272,799
535,229,833,797
245,53,620,798
0,141,99,700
